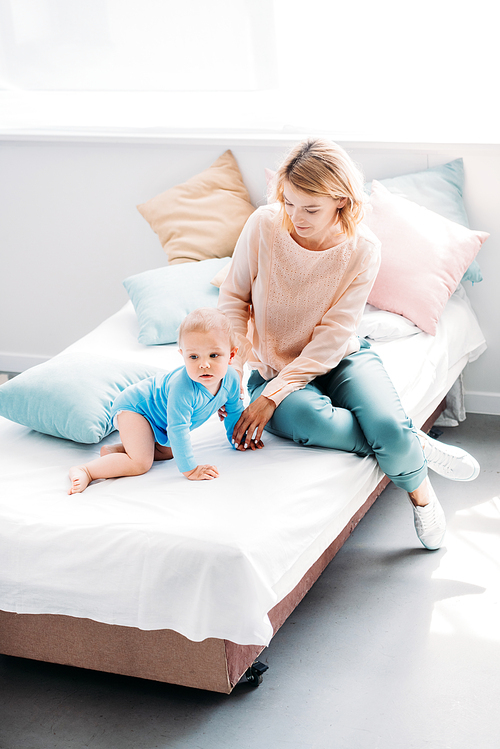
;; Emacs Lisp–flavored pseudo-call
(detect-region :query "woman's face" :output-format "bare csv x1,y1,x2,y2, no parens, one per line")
283,180,347,249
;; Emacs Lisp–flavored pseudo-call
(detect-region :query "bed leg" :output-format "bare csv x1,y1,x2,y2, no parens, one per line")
428,427,443,440
245,660,269,687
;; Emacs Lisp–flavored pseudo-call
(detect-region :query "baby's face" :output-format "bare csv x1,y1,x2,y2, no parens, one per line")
180,329,236,395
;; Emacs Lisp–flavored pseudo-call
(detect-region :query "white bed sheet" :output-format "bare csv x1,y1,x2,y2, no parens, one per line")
0,289,486,646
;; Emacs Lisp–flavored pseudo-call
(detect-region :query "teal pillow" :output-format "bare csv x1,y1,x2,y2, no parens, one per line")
0,353,158,443
366,159,482,284
123,257,232,345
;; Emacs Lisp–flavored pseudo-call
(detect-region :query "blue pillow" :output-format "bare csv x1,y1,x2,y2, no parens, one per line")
123,257,232,345
0,353,159,443
366,159,482,284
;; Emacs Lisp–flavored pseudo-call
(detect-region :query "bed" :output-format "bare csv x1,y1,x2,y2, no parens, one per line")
0,284,486,692
0,154,489,693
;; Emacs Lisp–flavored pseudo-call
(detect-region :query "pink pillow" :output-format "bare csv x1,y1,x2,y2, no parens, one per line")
364,181,489,335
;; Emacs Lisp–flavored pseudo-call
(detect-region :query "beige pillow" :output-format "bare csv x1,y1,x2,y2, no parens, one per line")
137,150,255,264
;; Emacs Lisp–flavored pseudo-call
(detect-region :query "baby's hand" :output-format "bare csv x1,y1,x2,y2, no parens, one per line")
183,464,219,481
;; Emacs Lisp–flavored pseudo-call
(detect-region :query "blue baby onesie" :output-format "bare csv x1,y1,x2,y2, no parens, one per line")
110,365,243,473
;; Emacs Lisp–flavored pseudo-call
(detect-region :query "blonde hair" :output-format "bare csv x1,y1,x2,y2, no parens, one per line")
272,139,366,239
178,307,236,348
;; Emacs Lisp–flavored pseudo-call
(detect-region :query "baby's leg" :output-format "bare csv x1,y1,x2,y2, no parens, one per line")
100,443,126,456
101,442,171,461
154,443,173,461
68,412,156,494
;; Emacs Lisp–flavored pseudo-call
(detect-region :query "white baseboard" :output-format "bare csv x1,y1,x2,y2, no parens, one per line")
465,391,500,416
0,352,49,374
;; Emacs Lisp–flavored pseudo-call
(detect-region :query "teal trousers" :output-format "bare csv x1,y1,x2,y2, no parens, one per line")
247,340,427,493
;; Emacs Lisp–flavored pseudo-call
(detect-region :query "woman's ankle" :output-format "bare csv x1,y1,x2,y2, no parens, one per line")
408,476,433,507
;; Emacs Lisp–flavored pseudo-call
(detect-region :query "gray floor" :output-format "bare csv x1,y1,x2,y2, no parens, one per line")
1,414,499,749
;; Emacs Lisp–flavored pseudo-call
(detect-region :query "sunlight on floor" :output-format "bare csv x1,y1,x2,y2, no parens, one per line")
430,497,500,640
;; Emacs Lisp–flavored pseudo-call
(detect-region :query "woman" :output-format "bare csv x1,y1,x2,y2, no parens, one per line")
218,139,479,550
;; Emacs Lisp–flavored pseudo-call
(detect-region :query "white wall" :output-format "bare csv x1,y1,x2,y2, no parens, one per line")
0,136,498,413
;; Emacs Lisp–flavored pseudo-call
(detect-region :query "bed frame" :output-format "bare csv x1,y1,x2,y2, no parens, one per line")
0,405,444,693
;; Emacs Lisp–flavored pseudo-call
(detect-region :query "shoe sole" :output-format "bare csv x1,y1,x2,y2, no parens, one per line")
419,535,446,550
428,459,480,482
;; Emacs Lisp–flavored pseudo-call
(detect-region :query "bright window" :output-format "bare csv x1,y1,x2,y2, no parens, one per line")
0,0,498,142
0,0,277,90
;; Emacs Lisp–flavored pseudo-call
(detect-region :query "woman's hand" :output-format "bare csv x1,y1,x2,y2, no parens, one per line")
235,438,265,451
183,464,219,480
232,395,276,449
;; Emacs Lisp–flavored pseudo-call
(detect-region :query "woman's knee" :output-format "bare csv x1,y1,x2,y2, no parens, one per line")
367,416,425,488
271,390,368,452
367,412,416,454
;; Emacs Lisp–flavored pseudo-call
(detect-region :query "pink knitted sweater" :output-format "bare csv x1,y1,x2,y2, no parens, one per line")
218,204,381,406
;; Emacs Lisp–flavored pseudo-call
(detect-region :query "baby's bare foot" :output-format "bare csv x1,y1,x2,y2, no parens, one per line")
100,443,125,457
68,466,92,495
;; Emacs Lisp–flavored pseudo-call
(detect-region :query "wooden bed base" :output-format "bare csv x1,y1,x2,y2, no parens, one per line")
0,405,444,693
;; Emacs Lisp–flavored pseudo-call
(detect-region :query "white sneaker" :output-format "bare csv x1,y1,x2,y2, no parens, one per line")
419,430,480,482
410,493,446,550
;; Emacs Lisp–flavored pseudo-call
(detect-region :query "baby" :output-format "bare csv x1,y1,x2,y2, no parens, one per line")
68,307,261,494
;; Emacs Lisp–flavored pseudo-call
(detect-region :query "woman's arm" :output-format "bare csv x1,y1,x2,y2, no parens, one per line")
218,208,262,378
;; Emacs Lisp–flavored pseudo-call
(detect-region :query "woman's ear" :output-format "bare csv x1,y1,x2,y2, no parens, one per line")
338,197,348,209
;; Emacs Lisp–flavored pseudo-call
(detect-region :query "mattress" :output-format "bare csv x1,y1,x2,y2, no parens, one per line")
0,287,486,647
